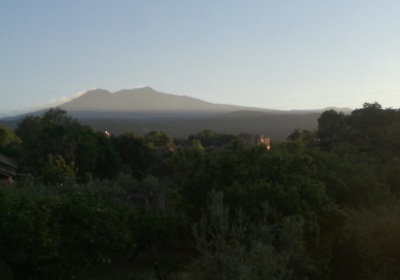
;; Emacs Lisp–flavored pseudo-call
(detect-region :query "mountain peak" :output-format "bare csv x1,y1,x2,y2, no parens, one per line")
47,87,272,119
113,87,158,96
81,89,111,97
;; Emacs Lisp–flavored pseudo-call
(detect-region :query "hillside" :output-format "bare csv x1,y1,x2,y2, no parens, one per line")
2,87,351,121
0,87,350,140
0,111,319,141
74,111,319,141
4,87,281,120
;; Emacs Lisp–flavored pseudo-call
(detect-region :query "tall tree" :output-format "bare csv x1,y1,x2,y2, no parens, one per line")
0,124,21,157
111,132,153,180
145,131,173,150
317,109,345,140
15,108,121,179
92,131,121,180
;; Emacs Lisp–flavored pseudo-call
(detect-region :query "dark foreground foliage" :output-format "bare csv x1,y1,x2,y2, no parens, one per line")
1,104,400,279
0,176,177,280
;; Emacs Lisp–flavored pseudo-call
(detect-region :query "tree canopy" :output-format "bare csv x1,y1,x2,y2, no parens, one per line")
2,104,400,279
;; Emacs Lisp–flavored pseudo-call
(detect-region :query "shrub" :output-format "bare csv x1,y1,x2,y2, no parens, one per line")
187,191,312,280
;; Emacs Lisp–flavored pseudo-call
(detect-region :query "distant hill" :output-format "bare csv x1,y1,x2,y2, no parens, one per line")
288,107,352,115
1,87,352,120
76,111,321,141
61,87,280,117
0,110,320,141
3,87,282,120
0,87,353,140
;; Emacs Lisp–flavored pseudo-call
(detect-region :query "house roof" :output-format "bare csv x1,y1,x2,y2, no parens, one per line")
0,153,18,177
0,154,18,169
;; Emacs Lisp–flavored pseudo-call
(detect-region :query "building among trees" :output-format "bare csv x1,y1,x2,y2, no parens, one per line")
0,153,18,184
239,134,270,149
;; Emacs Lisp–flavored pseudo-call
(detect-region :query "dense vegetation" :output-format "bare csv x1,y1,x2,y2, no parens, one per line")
1,103,400,279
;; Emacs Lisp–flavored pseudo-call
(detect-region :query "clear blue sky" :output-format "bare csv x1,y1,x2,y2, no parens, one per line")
1,1,400,117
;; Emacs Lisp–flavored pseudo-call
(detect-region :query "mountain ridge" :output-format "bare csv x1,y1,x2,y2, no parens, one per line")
1,87,352,121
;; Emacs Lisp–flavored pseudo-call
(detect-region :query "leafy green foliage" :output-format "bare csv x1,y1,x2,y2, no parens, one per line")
188,192,312,280
0,124,21,157
14,115,42,142
5,103,400,279
331,205,400,280
0,175,176,280
15,108,121,180
0,125,20,148
188,129,238,148
110,132,153,180
145,131,173,150
317,110,345,140
92,131,121,180
41,155,77,186
167,142,346,279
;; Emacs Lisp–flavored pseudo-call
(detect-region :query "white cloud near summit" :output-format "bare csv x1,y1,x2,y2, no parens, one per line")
40,88,98,108
32,88,98,109
9,88,97,117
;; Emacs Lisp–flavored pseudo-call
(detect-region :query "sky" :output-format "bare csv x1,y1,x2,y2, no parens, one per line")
1,1,400,117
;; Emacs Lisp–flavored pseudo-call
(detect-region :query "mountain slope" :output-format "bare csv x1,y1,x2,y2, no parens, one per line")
0,110,320,141
72,111,319,141
57,87,280,119
1,87,352,121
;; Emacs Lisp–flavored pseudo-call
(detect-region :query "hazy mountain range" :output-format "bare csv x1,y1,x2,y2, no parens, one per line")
0,87,352,140
2,87,352,120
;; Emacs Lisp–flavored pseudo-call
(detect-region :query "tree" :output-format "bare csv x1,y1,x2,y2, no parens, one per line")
15,115,42,142
41,107,74,126
287,128,302,141
0,125,21,157
192,139,203,150
188,191,312,280
111,132,153,180
188,130,238,148
73,125,99,177
41,154,77,186
317,110,345,140
92,131,121,180
15,108,122,180
145,131,173,150
16,108,78,173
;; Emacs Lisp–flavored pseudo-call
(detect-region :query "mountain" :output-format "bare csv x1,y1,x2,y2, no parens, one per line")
1,87,352,121
3,87,281,120
0,87,353,140
62,87,270,115
65,88,318,140
288,107,352,115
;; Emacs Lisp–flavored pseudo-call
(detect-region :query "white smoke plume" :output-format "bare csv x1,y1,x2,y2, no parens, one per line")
9,88,97,116
36,88,98,109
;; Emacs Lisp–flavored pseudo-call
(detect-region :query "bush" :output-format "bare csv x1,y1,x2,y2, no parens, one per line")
187,191,312,280
0,180,139,279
